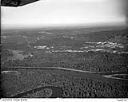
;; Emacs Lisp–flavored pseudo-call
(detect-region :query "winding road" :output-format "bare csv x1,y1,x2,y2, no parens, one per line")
2,66,128,81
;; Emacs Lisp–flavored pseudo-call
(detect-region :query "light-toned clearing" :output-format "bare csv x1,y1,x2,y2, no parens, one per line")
103,74,128,80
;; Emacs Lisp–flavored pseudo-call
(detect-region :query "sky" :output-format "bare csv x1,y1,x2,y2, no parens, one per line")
1,0,127,29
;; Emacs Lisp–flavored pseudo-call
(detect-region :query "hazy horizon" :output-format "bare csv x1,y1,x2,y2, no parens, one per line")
1,0,127,29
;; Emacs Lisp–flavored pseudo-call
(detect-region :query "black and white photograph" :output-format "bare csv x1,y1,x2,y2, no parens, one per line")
1,0,128,99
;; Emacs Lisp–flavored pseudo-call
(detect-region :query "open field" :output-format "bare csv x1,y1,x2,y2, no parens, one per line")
1,26,128,98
